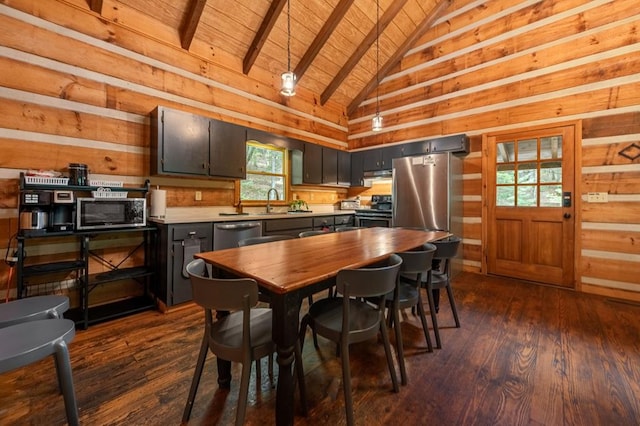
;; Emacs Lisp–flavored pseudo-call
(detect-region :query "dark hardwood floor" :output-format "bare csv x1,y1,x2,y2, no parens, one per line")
2,272,639,425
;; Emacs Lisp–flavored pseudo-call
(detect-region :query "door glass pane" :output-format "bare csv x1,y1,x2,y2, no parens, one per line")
497,164,515,184
517,139,537,161
517,162,537,184
540,161,562,183
541,136,562,159
517,186,537,207
540,185,562,207
497,186,515,206
496,142,514,163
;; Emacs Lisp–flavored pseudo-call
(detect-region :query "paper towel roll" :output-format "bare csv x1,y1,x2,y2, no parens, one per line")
150,189,166,218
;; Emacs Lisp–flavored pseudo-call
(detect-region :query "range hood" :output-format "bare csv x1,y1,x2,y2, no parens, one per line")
363,169,392,179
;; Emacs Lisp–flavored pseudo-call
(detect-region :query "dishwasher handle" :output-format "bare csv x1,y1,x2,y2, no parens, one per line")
215,222,261,231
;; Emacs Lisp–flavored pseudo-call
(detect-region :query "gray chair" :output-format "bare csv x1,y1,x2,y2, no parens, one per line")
182,259,306,425
298,230,330,238
237,234,294,246
299,254,402,426
335,226,361,232
425,235,462,348
389,243,437,385
0,319,79,426
0,295,69,328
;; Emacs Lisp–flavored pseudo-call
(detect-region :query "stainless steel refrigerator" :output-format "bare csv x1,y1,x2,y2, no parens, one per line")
392,152,463,239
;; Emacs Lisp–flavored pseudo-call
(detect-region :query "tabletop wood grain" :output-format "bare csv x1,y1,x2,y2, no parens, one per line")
196,227,449,294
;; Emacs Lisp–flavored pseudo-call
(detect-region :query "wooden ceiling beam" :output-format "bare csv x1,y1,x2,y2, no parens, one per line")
88,0,103,14
180,0,208,50
243,0,288,75
347,0,452,117
320,0,409,106
293,0,355,82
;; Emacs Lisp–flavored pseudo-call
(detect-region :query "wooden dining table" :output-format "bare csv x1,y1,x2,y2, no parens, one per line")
195,227,450,425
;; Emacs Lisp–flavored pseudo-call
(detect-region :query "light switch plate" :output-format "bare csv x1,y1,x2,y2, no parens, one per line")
587,192,608,203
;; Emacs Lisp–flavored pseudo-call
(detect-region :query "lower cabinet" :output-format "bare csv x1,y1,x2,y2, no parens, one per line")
263,217,314,237
156,222,212,308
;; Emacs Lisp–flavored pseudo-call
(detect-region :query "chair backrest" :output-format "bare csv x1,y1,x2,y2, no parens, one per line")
335,226,361,232
397,243,437,275
433,236,461,260
337,254,402,299
186,259,259,311
298,230,329,238
238,235,294,247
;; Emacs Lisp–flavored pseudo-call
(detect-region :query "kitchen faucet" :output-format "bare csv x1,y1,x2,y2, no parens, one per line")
266,188,279,213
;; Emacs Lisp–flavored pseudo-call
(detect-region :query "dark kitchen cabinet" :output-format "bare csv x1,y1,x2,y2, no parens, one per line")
156,222,212,307
337,151,351,186
263,217,314,237
151,106,247,179
350,151,370,187
322,148,338,184
363,145,403,171
303,143,322,184
429,134,469,154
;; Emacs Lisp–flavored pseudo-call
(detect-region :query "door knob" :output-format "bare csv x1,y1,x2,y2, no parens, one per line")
563,213,571,219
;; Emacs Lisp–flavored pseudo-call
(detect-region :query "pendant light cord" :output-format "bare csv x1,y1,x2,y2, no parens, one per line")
287,0,291,72
376,0,380,115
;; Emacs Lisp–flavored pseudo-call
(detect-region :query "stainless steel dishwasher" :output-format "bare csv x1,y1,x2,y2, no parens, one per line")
213,221,262,250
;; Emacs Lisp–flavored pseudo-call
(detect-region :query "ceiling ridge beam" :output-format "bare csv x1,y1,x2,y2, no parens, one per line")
243,0,288,75
320,0,409,106
88,0,103,14
293,0,356,82
347,0,452,117
181,0,208,50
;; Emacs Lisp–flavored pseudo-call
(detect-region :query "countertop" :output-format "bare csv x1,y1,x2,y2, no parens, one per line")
149,207,356,225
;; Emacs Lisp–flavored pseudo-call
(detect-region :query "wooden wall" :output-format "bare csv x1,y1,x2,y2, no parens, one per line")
349,0,640,301
0,0,638,302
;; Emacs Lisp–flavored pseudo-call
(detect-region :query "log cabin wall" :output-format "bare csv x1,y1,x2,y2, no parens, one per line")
0,0,638,303
0,0,349,299
348,0,639,301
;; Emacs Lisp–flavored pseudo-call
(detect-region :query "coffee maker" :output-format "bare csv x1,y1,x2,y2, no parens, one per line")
19,190,52,236
52,190,75,232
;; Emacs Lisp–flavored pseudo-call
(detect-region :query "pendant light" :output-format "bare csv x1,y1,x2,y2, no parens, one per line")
372,0,382,131
281,0,296,96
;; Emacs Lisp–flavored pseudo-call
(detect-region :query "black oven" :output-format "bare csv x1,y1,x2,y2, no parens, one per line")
354,195,392,228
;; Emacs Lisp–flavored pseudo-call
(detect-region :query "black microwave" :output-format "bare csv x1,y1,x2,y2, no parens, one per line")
76,198,146,230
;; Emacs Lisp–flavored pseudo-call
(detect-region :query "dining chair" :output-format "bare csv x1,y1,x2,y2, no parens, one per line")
387,243,437,385
237,234,294,246
425,235,462,348
0,319,79,426
298,230,329,238
335,226,362,232
298,254,402,426
182,259,306,425
0,295,69,328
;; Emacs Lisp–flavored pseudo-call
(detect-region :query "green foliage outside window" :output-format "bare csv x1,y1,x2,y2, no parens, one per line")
240,142,287,201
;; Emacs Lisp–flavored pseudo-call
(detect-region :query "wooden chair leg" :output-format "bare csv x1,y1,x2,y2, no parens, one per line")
390,303,407,385
446,284,461,327
379,321,400,393
426,284,442,349
182,333,209,422
235,359,252,426
341,342,354,426
416,292,434,352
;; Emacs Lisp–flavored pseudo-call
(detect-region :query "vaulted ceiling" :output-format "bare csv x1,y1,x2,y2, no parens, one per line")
88,0,450,116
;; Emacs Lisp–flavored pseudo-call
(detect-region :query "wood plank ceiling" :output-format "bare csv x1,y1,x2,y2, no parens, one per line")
88,0,449,117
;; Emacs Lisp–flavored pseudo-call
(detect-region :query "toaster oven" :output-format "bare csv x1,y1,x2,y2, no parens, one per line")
340,199,360,210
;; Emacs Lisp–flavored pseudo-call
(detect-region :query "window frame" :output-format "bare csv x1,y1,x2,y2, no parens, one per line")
240,141,289,203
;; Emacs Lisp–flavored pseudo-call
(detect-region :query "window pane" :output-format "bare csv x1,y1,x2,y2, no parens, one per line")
517,186,537,207
497,186,515,206
517,139,537,161
541,136,562,160
540,161,562,183
540,185,562,207
496,142,514,163
246,144,284,174
241,173,285,201
517,162,537,184
497,164,515,184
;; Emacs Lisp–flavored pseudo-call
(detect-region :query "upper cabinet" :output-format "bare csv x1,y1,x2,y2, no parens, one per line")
151,106,246,179
291,142,350,186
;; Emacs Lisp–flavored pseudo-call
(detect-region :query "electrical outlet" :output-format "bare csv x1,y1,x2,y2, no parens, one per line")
587,192,608,203
195,191,202,201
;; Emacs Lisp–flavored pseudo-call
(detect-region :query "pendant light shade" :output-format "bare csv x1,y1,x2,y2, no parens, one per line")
281,71,296,96
372,113,383,131
281,0,296,97
372,0,382,131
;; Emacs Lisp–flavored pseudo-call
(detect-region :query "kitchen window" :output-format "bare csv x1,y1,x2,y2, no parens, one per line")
240,141,287,201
